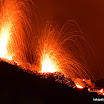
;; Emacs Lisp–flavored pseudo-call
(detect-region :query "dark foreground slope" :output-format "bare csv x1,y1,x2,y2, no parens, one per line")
0,61,103,104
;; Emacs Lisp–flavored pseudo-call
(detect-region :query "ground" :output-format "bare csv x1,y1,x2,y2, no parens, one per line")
0,61,103,104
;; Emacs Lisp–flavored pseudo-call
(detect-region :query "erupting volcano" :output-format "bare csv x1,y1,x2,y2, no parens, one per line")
0,0,104,102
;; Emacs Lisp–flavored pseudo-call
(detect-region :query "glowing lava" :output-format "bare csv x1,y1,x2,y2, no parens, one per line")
0,0,14,61
0,0,103,97
76,84,84,89
0,21,12,60
74,78,85,89
0,0,35,64
0,0,96,80
41,54,58,73
0,28,9,58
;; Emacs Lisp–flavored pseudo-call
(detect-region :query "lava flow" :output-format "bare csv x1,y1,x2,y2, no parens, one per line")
0,0,104,97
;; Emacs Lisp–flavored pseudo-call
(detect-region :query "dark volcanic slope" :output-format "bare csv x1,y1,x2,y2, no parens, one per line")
0,61,103,104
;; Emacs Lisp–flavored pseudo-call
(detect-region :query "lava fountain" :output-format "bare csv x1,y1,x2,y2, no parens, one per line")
0,0,103,96
0,0,37,65
0,0,97,80
0,0,13,60
38,21,96,80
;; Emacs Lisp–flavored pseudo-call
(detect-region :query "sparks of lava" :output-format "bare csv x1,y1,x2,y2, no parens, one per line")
0,0,98,80
0,0,101,88
0,0,12,60
74,78,85,89
37,20,97,82
88,88,104,96
0,0,36,65
41,53,58,73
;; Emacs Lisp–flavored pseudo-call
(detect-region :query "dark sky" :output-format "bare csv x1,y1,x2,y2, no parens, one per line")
36,0,104,79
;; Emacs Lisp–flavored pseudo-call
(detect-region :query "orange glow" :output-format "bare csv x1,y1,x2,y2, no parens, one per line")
0,0,15,61
0,1,103,97
37,19,95,80
99,89,103,93
0,0,95,83
0,24,12,60
0,28,9,58
74,78,85,89
41,54,58,73
76,84,84,89
88,88,104,96
0,0,34,64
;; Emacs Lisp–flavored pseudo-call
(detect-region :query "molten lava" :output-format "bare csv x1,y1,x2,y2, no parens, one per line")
76,84,84,89
0,27,10,58
41,54,58,73
0,13,12,60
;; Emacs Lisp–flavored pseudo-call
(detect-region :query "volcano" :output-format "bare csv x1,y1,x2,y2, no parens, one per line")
0,61,103,104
